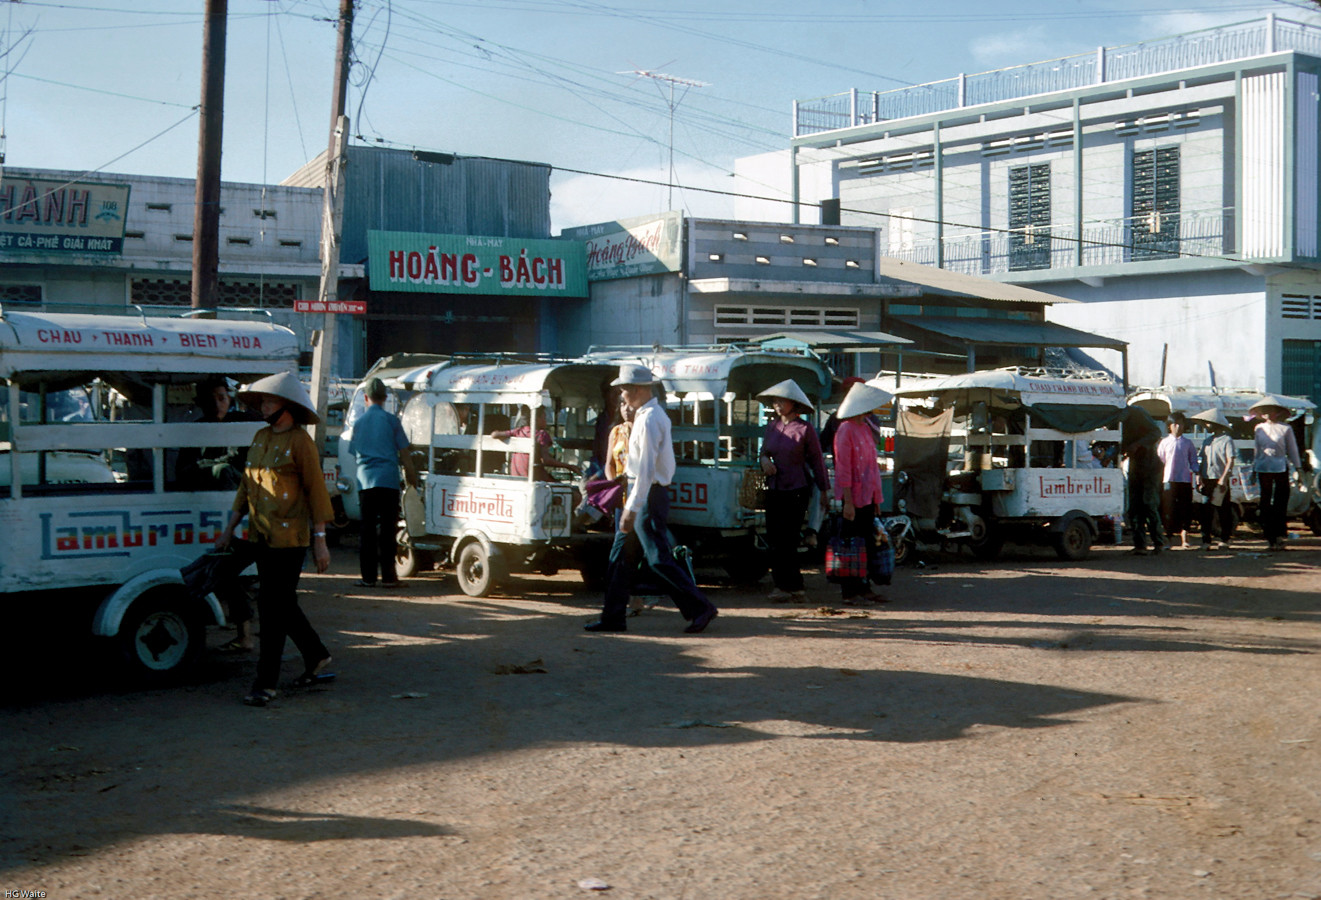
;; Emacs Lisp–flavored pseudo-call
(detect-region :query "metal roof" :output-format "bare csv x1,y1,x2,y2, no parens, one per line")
755,330,913,352
877,257,1078,305
891,316,1127,350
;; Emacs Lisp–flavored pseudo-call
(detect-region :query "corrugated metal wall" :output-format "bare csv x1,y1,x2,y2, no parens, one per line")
1297,71,1319,258
338,148,552,263
1242,71,1286,259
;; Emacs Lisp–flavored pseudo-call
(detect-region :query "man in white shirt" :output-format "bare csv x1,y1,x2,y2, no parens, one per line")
585,364,718,634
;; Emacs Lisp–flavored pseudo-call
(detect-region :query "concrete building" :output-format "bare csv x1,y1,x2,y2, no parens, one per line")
740,14,1321,402
553,212,1120,378
0,167,328,354
0,147,563,377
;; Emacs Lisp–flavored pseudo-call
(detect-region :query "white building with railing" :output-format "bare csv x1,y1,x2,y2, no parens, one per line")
737,14,1321,401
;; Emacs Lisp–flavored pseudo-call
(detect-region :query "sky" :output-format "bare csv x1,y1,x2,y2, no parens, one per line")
2,0,1319,231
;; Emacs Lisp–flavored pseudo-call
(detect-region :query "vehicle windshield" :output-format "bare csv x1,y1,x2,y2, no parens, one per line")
0,385,98,424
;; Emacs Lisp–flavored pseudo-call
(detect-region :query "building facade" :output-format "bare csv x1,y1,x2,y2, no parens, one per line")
0,167,328,354
742,14,1321,401
553,213,1092,377
0,147,560,378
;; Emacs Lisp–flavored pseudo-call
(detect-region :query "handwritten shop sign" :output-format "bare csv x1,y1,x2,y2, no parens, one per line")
367,231,587,298
0,176,130,255
560,211,682,281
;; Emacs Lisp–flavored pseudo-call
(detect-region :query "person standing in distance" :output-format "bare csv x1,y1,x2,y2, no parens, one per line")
1250,394,1302,551
1190,408,1236,550
585,364,718,634
349,377,419,587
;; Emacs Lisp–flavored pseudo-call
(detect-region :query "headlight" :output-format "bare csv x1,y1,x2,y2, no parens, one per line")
335,479,353,493
896,471,909,486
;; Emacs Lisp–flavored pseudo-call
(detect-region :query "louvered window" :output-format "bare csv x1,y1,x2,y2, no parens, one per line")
1008,164,1051,271
1282,340,1321,407
1131,147,1181,260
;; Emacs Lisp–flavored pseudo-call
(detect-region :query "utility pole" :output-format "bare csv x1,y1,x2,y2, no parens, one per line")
309,0,354,449
626,70,707,210
190,0,227,309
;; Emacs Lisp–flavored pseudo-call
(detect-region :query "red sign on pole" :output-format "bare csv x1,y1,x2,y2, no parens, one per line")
295,299,366,314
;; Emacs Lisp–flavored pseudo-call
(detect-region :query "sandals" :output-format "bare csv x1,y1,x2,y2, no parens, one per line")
291,656,336,688
216,639,252,654
243,688,277,707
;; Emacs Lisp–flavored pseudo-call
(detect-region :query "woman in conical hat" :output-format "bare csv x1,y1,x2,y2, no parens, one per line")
1249,395,1302,551
1190,408,1237,550
831,381,893,603
220,370,336,706
756,379,829,601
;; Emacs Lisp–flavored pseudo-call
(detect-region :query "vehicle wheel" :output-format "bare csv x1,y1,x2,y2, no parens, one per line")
1053,518,1093,561
968,521,1004,560
456,542,502,597
395,523,434,579
1306,506,1321,537
891,537,917,567
722,545,768,584
118,589,204,682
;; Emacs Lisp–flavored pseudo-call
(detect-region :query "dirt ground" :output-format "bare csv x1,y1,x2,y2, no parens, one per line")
2,524,1320,900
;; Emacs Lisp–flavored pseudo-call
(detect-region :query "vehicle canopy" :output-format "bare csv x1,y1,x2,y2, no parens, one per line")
421,358,615,408
586,344,833,467
1129,387,1315,423
0,309,298,382
643,347,832,403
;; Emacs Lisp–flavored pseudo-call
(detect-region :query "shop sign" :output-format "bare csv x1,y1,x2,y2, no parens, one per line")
0,177,130,254
367,231,587,297
295,299,366,314
560,211,682,281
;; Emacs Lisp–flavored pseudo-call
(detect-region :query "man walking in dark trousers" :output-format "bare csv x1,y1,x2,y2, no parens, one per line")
585,364,718,634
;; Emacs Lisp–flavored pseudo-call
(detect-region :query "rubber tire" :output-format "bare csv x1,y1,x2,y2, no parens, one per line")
1053,518,1093,561
892,537,917,567
456,542,501,597
395,522,434,579
117,589,204,682
1306,506,1321,537
723,550,768,585
969,526,1005,560
579,548,610,591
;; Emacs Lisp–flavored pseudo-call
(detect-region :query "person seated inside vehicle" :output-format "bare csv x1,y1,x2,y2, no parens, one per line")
176,375,259,490
491,412,578,481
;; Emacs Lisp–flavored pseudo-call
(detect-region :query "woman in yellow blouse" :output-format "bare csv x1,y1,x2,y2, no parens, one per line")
217,371,335,707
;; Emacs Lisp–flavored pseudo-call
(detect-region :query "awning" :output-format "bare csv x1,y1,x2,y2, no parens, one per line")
877,257,1078,305
890,316,1127,350
755,330,912,353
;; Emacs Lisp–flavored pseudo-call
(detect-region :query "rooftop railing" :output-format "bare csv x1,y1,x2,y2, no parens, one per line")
794,14,1319,137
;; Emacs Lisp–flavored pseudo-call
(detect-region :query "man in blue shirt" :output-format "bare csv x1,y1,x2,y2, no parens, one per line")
348,377,418,587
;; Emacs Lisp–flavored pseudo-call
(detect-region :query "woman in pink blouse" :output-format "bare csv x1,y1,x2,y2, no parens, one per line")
757,379,829,601
832,382,892,602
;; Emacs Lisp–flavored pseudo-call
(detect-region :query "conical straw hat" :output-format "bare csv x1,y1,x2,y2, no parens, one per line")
836,381,893,420
237,370,320,425
757,378,814,411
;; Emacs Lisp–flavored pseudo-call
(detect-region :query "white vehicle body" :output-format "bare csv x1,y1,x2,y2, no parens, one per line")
1128,387,1317,521
400,358,618,596
334,353,450,523
0,310,299,677
586,345,833,580
892,367,1130,560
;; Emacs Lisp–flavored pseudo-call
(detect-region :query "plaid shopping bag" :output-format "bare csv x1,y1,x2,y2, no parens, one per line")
825,536,868,582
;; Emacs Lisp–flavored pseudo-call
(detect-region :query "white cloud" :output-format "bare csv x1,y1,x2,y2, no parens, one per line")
969,25,1057,68
551,160,736,233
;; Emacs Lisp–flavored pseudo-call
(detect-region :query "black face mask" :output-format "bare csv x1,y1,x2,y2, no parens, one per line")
264,404,290,426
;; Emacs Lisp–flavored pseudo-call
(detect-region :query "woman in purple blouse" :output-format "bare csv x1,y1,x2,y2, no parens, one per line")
757,379,830,601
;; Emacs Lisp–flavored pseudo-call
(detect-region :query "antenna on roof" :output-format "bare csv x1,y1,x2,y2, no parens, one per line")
623,70,708,211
